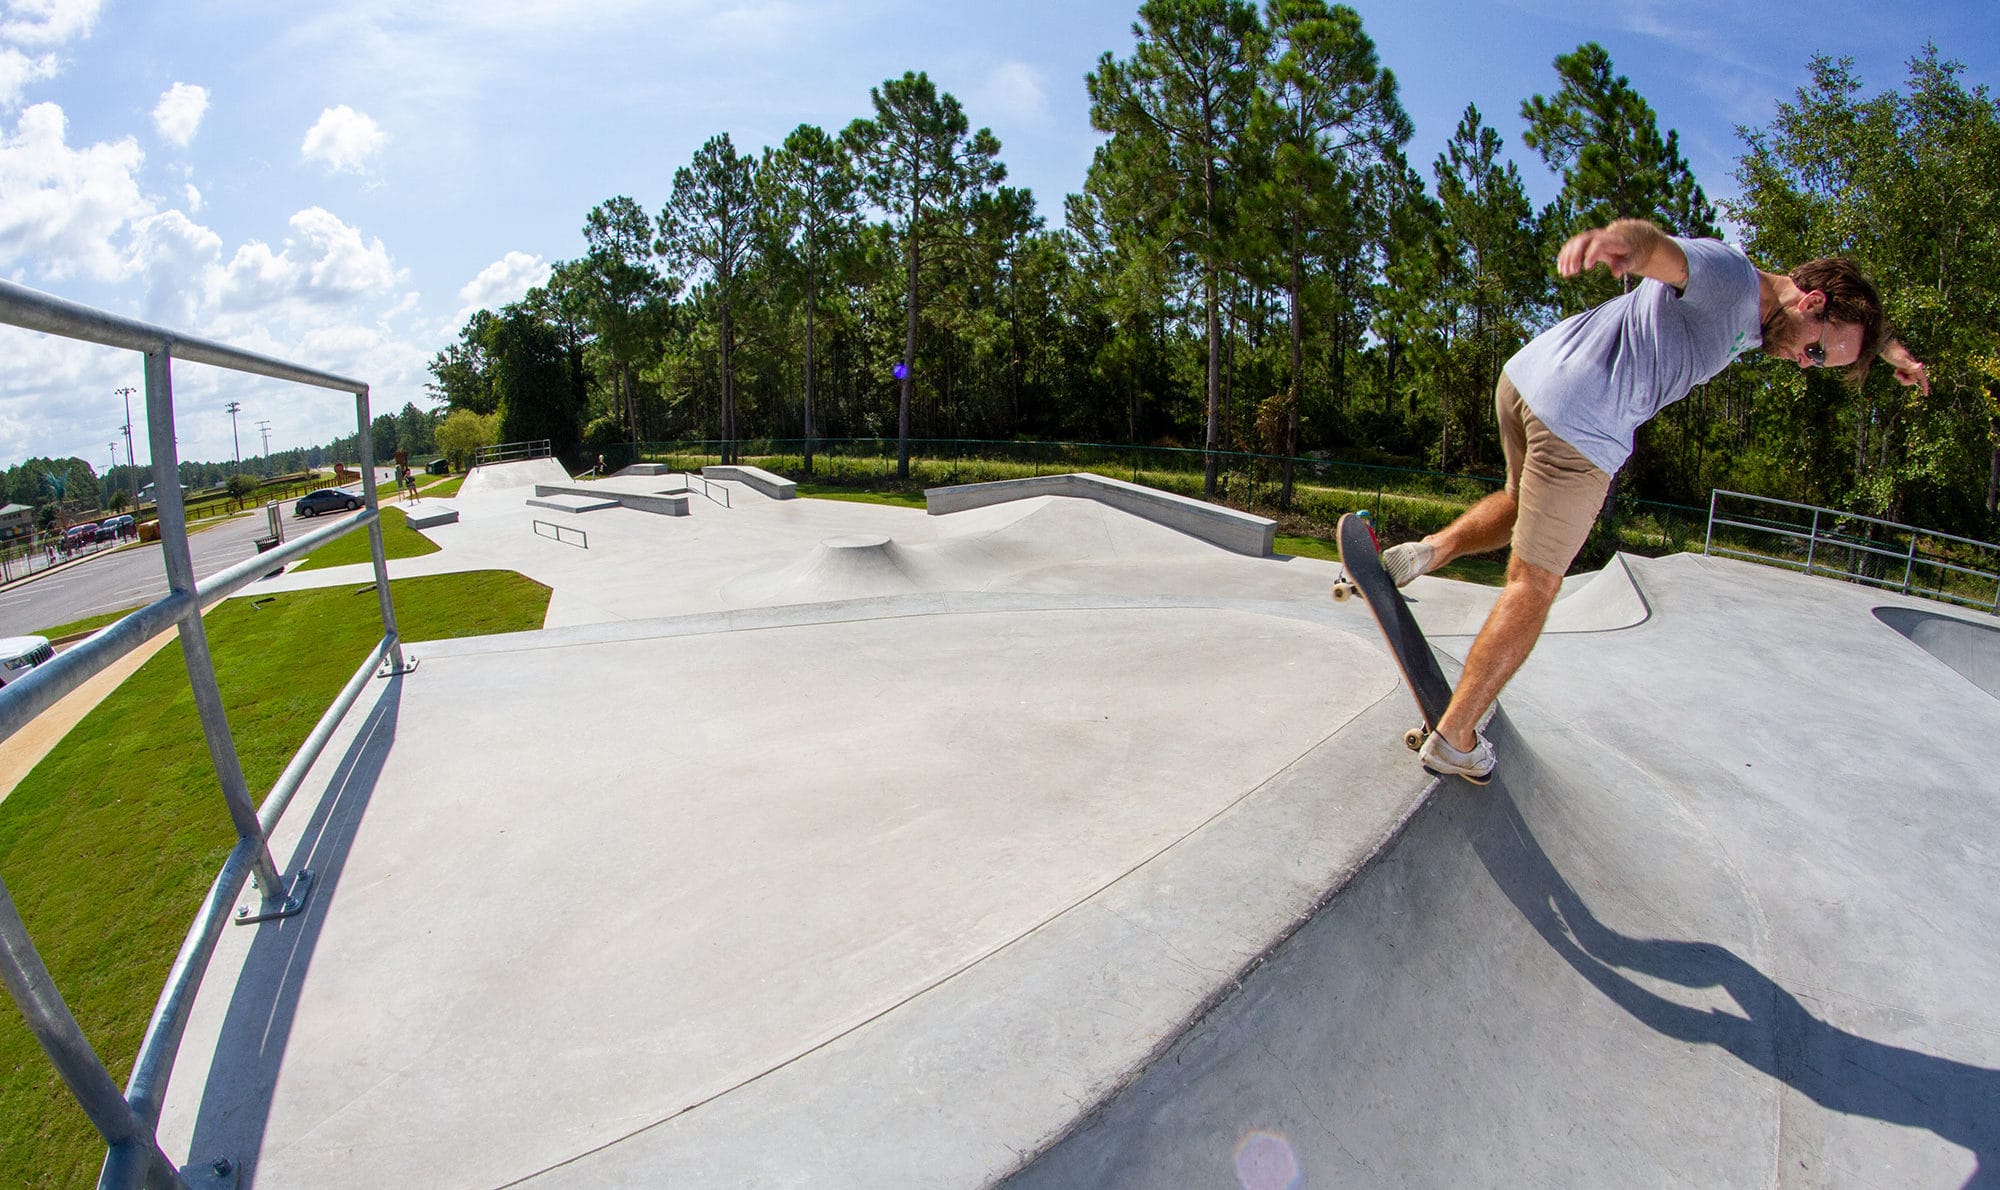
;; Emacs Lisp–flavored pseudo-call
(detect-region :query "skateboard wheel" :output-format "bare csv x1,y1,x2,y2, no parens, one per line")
1331,582,1353,602
1404,726,1427,752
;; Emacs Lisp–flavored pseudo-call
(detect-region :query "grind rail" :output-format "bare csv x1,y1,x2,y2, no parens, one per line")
0,279,413,1188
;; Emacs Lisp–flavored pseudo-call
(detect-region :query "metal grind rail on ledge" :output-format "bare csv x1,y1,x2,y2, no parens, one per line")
0,277,415,1190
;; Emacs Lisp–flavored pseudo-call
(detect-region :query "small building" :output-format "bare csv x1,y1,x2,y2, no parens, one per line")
0,503,33,542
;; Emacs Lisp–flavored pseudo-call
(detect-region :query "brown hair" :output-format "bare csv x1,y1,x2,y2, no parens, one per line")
1790,257,1886,377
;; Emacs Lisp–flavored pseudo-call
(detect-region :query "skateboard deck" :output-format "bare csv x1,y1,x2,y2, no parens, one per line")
1331,513,1456,751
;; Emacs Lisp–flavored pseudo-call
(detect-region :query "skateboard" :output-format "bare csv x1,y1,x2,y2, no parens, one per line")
1331,512,1456,752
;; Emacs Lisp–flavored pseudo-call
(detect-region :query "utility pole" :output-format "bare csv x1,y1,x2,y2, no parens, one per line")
225,401,243,473
115,385,137,479
256,420,272,473
110,443,119,498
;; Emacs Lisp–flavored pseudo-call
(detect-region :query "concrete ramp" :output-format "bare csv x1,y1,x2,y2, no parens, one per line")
457,456,573,497
1873,605,2000,700
1007,712,1775,1188
1009,553,2000,1188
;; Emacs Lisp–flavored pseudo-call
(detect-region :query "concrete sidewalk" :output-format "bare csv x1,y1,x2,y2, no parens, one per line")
152,461,1999,1187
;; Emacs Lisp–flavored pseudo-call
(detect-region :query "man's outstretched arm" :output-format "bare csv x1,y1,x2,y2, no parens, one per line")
1877,338,1931,395
1557,218,1690,290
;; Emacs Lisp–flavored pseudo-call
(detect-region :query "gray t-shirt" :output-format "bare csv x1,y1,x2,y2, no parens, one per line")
1503,236,1762,474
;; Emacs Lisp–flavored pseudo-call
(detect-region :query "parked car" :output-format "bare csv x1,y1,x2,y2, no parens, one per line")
294,488,362,517
61,522,98,550
102,513,136,538
0,635,54,687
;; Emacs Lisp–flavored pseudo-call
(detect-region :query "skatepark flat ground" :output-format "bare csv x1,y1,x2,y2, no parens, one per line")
153,461,1999,1187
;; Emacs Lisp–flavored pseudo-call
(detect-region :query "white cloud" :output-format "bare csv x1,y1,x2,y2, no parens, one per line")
974,61,1049,126
214,206,403,311
300,104,385,173
0,0,102,47
0,101,148,282
130,207,220,325
184,182,201,211
453,249,548,325
151,82,209,147
0,47,58,109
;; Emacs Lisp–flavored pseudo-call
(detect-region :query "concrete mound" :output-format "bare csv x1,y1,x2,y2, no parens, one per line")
722,534,921,604
919,495,1221,578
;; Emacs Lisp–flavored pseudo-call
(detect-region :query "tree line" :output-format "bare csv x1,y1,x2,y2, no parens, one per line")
423,0,2000,541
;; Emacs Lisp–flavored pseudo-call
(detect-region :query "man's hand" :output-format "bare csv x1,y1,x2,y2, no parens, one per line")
1556,219,1690,289
1880,340,1931,395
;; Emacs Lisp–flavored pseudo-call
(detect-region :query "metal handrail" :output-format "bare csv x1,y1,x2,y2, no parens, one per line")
0,278,411,1189
1704,488,2000,614
670,472,731,508
474,439,551,467
532,519,588,549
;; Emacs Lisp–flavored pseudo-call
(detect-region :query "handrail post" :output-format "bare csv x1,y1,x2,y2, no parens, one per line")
353,387,410,675
1903,534,1918,595
1805,508,1819,576
144,351,289,904
1704,490,1717,556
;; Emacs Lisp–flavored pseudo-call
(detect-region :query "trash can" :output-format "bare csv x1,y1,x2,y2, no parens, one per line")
254,534,284,578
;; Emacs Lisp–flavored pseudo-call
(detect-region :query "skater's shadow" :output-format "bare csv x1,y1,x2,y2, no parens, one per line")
1473,775,1999,1186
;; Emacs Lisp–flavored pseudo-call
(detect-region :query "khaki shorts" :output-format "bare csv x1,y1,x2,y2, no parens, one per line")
1496,374,1611,576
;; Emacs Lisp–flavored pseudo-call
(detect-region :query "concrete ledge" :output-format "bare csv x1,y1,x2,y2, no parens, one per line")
701,465,797,500
925,472,1276,557
617,463,673,476
533,484,689,517
527,493,621,514
405,508,460,530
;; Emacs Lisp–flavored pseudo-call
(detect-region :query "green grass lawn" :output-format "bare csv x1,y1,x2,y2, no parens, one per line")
796,483,928,510
33,607,142,640
290,505,441,572
0,569,550,1189
422,475,466,499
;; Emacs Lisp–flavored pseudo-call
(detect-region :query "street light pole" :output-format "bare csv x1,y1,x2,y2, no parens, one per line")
224,400,242,474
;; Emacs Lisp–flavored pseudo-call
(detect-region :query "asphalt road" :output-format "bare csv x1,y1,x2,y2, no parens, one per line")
0,500,345,639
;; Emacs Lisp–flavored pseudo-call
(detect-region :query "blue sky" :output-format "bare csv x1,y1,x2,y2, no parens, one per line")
2,0,1994,471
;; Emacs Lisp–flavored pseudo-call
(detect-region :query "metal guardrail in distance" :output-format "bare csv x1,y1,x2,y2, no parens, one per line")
0,278,416,1189
533,519,588,548
1704,489,2000,614
474,439,552,467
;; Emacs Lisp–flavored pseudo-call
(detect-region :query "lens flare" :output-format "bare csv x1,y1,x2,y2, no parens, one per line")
1233,1129,1301,1190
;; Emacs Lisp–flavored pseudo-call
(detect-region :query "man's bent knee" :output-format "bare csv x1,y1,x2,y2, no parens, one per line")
1504,553,1564,601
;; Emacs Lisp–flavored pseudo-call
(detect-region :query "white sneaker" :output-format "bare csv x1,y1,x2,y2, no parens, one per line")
1419,729,1495,784
1381,541,1436,588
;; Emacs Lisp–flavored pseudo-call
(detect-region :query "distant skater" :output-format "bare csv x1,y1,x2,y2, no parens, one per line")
1377,218,1930,782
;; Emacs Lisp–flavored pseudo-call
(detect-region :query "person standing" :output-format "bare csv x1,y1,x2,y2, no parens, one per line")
1377,218,1930,783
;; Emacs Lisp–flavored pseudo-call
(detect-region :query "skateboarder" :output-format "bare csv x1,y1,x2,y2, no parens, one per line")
1380,218,1930,781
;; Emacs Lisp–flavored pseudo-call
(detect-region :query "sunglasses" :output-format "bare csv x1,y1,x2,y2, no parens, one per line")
1804,319,1831,367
